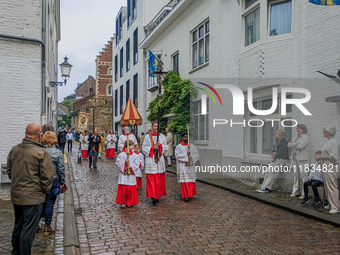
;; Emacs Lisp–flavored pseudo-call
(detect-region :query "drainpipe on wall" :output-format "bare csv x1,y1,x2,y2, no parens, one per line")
41,0,47,119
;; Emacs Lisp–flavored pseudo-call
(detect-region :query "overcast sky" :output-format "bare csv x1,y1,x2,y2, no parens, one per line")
57,0,126,102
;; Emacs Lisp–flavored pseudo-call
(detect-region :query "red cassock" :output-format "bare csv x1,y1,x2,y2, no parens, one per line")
180,182,196,199
136,177,142,188
106,148,115,158
146,173,167,199
116,185,138,206
82,150,88,159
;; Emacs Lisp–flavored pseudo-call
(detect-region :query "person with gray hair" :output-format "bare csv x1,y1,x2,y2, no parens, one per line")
287,124,309,199
315,125,340,214
164,127,173,166
257,129,289,193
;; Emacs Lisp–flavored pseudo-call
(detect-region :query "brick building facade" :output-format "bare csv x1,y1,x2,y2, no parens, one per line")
75,75,96,98
72,38,114,134
94,38,114,133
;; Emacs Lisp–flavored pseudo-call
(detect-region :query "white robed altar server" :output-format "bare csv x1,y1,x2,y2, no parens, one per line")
118,126,138,152
142,122,168,205
134,144,144,188
175,131,199,202
79,131,89,159
115,140,139,208
106,130,117,159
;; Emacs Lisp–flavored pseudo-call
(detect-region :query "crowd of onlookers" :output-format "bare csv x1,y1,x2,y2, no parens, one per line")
256,124,340,215
6,123,67,254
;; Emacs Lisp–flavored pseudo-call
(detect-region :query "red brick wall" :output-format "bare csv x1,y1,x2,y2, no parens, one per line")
75,76,96,97
96,38,113,97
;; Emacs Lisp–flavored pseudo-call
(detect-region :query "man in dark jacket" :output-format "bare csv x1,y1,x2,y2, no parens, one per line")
87,129,101,169
58,127,67,153
7,123,54,255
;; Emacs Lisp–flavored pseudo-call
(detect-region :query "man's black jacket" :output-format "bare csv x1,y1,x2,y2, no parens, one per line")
272,138,289,160
87,134,101,154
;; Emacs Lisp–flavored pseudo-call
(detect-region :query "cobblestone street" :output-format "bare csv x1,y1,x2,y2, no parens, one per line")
69,153,340,255
0,195,63,255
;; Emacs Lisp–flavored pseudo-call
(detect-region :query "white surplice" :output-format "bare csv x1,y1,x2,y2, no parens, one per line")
79,134,89,151
115,152,139,186
106,134,117,149
118,133,138,151
175,143,199,183
134,152,144,177
142,133,168,174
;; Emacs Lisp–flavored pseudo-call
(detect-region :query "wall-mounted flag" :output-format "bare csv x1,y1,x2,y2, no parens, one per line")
149,49,159,77
309,0,340,5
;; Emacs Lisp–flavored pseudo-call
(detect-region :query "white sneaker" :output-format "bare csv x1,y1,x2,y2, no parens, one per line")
299,196,304,200
290,194,296,198
329,210,339,214
324,205,330,210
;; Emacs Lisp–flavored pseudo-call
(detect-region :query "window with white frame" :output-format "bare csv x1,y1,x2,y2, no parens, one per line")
114,55,118,82
115,89,118,116
126,39,130,71
127,0,137,28
115,11,123,45
193,98,209,141
244,7,260,47
172,52,179,72
269,0,292,36
133,28,138,65
192,20,209,69
120,47,124,77
242,0,293,48
120,85,123,114
246,94,293,157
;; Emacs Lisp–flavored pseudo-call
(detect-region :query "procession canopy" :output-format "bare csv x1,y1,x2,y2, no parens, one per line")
120,99,143,126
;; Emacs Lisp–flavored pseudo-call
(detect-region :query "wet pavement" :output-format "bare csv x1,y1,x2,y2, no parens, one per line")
69,153,340,254
0,195,63,255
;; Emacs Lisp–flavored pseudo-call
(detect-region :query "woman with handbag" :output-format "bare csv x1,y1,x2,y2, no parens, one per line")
40,131,67,236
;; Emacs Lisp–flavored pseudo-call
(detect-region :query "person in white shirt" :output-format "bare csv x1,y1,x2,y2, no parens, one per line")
106,130,117,159
79,131,89,159
115,140,139,208
66,129,73,153
287,124,310,199
315,125,340,214
301,151,324,206
142,122,168,206
118,126,138,152
175,131,199,202
133,144,144,189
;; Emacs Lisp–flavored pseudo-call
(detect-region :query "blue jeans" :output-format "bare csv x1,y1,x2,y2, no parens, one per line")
41,178,59,225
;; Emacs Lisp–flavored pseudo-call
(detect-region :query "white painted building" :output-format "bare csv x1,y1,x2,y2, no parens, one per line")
112,0,169,135
0,0,61,188
139,0,340,190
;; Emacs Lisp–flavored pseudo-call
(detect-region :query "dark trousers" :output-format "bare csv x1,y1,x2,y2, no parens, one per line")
89,150,98,167
304,179,323,198
12,203,42,255
60,143,65,153
67,140,72,152
41,178,59,225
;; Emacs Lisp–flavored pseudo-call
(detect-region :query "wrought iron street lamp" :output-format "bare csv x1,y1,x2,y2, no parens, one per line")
50,56,73,87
